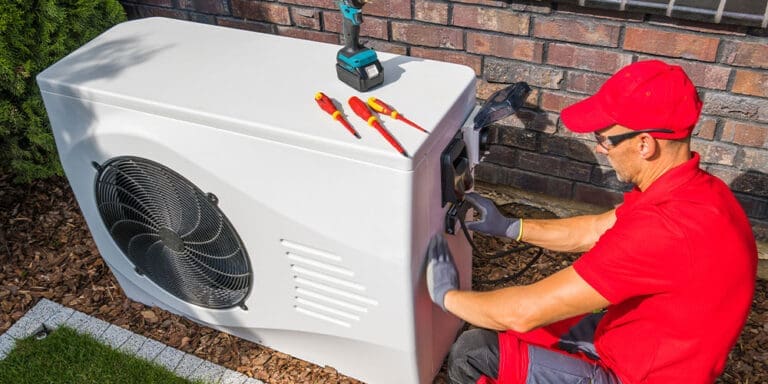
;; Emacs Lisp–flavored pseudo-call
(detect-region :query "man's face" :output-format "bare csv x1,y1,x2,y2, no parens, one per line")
594,125,641,184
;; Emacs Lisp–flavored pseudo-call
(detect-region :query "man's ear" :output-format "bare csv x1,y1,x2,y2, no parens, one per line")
638,134,657,159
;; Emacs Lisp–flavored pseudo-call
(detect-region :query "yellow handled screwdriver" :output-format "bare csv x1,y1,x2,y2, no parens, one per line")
367,97,428,133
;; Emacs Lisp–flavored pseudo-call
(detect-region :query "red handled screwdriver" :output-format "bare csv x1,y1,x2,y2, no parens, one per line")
315,92,361,138
367,97,428,133
348,96,408,157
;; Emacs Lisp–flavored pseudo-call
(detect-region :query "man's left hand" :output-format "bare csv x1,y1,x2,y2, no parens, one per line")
426,234,458,312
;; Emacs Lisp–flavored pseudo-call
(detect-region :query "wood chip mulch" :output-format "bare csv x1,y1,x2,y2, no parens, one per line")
0,175,765,383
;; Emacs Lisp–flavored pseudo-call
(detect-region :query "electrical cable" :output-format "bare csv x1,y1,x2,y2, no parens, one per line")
457,205,544,285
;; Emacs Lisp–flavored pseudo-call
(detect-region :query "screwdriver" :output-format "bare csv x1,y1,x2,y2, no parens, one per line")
367,97,428,133
315,92,361,138
348,96,408,157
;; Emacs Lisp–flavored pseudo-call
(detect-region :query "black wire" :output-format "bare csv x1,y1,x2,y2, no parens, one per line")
458,216,532,259
458,211,544,285
473,248,544,285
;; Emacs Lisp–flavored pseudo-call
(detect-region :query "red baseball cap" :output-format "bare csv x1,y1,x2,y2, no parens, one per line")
560,60,702,140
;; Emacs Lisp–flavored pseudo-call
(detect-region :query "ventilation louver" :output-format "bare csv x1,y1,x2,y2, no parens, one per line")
94,157,251,309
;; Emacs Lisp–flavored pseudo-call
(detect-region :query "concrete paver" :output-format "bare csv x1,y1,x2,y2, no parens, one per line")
97,324,134,349
0,333,15,360
136,338,166,361
63,310,91,334
219,369,251,384
188,359,226,383
174,353,205,379
0,299,265,383
118,332,149,356
79,315,111,340
5,314,39,339
44,305,75,330
154,346,186,372
22,299,62,326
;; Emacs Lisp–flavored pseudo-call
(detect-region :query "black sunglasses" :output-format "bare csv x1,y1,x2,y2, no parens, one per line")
594,129,675,150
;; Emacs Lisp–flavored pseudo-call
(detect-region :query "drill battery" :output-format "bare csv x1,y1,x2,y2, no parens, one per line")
336,48,383,92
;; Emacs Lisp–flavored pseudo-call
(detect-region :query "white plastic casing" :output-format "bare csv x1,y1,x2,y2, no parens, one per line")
38,17,476,384
462,107,483,167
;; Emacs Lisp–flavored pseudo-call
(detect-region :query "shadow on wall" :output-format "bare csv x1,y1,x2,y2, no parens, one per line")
475,108,629,209
730,170,768,242
474,110,768,242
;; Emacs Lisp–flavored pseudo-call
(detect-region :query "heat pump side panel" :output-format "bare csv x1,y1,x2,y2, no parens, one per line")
410,82,476,382
42,92,444,384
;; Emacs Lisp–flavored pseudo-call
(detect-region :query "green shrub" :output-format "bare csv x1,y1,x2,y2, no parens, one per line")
0,0,126,183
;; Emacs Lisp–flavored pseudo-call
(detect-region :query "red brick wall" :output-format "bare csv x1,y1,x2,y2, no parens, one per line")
118,0,768,236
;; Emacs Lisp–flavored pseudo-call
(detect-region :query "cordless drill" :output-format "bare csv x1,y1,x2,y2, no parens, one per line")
336,0,384,92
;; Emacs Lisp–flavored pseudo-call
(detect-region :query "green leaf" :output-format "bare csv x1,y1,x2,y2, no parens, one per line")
0,0,125,184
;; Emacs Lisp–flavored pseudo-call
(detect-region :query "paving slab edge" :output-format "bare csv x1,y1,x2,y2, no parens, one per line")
0,299,262,384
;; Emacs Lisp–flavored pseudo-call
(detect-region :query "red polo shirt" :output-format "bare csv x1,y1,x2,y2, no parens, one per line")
574,152,757,384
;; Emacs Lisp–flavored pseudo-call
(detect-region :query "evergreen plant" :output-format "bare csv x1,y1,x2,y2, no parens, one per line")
0,0,125,183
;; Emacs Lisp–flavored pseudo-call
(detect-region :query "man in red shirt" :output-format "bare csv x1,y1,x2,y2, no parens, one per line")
426,60,757,383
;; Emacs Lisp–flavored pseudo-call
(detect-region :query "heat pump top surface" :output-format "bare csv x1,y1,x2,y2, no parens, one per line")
37,17,476,171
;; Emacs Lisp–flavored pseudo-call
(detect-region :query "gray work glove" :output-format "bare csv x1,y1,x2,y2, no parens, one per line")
426,234,458,312
464,192,522,240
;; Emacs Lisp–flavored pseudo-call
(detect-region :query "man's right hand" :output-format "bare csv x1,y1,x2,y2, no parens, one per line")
426,234,458,312
464,192,522,240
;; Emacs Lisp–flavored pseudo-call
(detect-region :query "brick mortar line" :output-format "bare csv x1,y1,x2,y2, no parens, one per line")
474,182,768,261
0,299,262,384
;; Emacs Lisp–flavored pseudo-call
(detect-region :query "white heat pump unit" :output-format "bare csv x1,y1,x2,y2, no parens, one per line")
38,17,479,384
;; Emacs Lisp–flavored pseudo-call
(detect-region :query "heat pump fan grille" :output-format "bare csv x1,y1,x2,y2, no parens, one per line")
94,157,251,309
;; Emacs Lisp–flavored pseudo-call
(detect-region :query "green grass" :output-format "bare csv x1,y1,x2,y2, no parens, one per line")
0,326,202,384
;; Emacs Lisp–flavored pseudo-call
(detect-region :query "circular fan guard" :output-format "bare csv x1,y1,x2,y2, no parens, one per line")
94,157,251,309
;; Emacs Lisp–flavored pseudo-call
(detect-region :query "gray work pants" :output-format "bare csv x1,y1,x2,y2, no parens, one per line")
447,313,621,384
